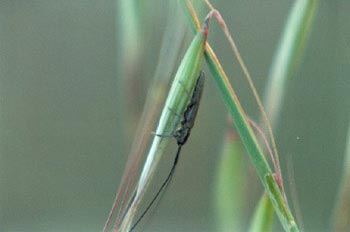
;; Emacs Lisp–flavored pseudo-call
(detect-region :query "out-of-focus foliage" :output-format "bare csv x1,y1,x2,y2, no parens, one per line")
0,1,349,231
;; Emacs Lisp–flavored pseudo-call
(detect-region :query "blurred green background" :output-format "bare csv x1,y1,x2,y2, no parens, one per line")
0,1,349,232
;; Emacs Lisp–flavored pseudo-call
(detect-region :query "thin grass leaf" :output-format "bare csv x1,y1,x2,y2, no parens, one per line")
257,1,316,230
118,0,141,68
117,0,144,136
117,23,208,232
215,127,244,231
248,193,274,232
103,2,187,231
263,0,317,129
331,123,350,232
265,174,298,232
179,1,299,231
253,3,317,230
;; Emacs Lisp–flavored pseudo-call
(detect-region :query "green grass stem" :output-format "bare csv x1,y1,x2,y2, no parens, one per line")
104,3,189,231
263,0,317,129
248,193,274,232
117,23,207,232
215,128,244,231
180,1,299,231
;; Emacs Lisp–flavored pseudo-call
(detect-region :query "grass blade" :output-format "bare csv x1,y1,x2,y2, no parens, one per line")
263,0,317,129
117,23,208,232
214,126,244,231
248,193,274,232
179,1,299,231
103,2,188,231
117,0,143,135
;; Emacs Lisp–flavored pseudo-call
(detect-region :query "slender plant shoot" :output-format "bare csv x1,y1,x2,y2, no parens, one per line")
129,71,205,231
115,19,208,232
181,1,299,231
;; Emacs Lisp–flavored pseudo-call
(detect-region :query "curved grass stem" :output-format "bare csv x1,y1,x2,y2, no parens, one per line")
179,1,299,231
116,21,208,232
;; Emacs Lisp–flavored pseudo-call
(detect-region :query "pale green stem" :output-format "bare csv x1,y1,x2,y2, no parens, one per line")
249,193,274,232
179,1,299,231
117,26,207,232
263,0,317,129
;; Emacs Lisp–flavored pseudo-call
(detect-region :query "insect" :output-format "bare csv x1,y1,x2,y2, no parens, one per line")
129,71,205,231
